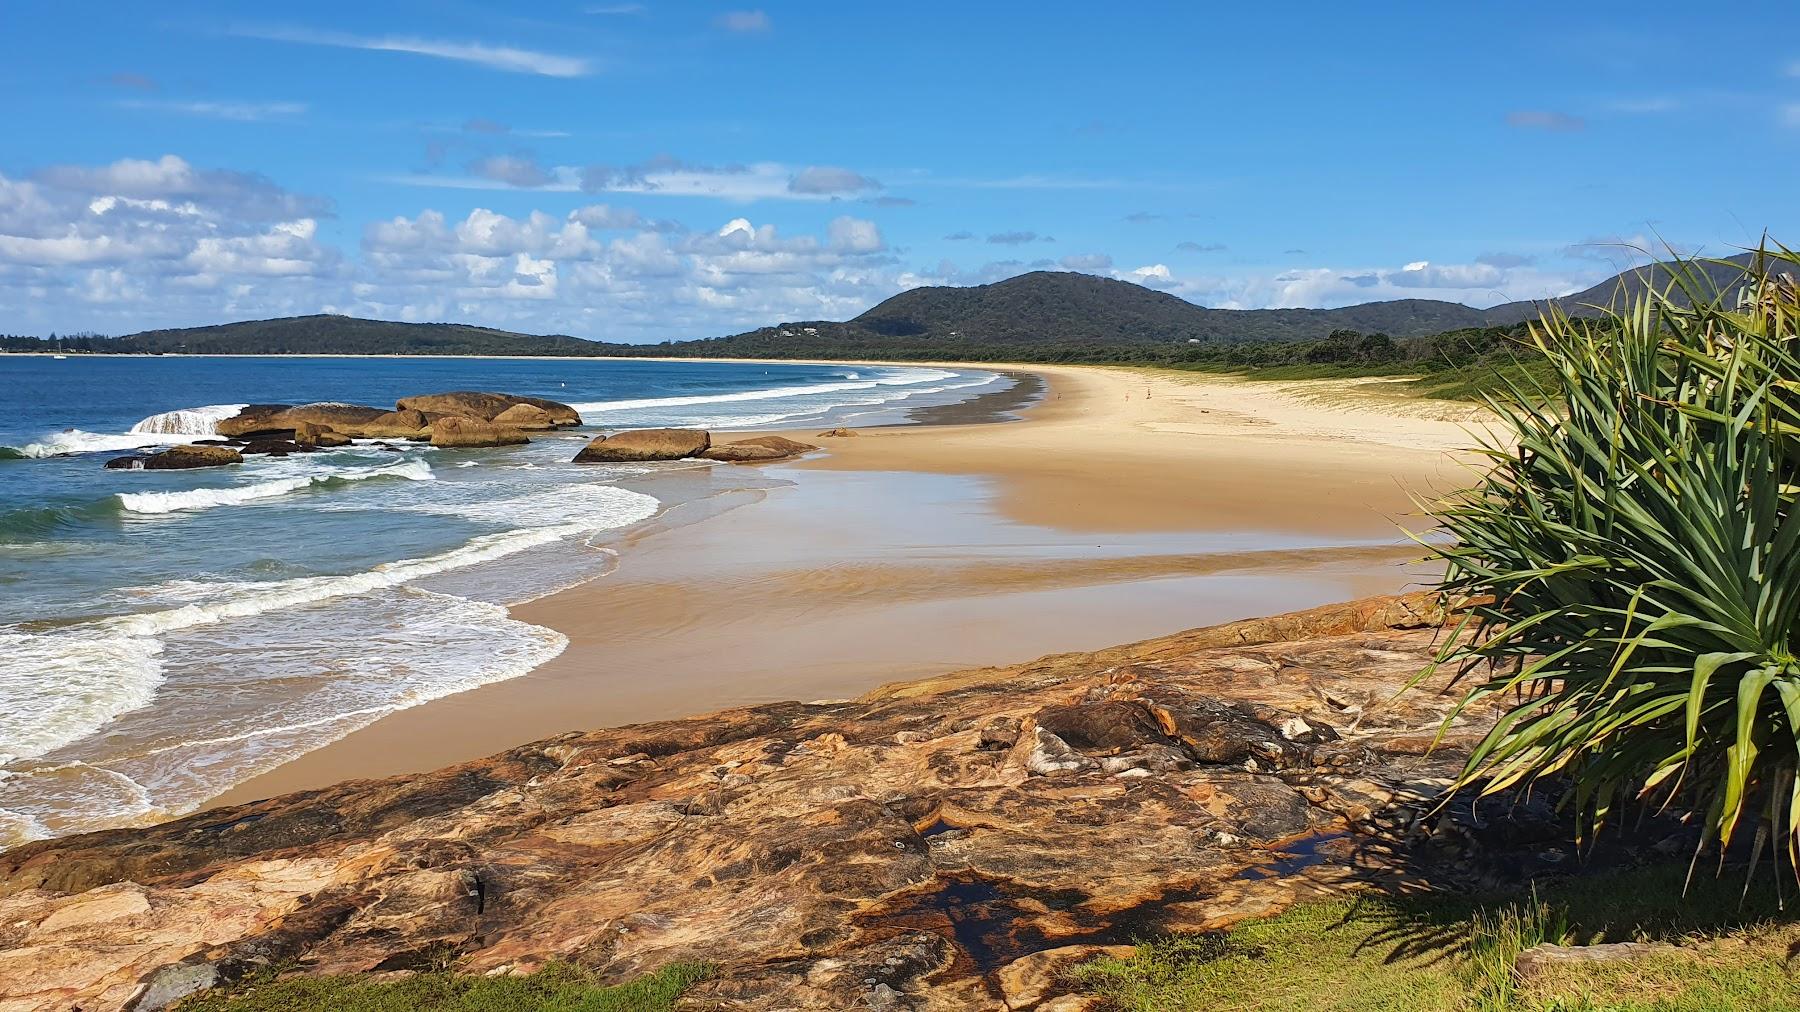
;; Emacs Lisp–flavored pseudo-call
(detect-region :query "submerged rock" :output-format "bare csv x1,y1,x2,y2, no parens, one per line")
107,444,245,470
429,416,528,448
573,428,710,463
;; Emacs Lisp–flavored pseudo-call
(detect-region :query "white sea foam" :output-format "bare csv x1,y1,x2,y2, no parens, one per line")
0,632,165,765
15,429,179,458
116,460,435,515
100,484,658,640
128,404,248,436
569,367,955,414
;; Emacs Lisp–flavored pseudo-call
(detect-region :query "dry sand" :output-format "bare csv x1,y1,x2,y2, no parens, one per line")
211,364,1483,806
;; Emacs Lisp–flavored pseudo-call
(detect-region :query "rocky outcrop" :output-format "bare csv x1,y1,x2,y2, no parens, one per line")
700,436,819,462
396,392,580,427
0,593,1539,1012
106,445,244,470
429,417,528,449
573,428,710,463
491,404,557,431
216,404,388,439
817,427,858,438
352,409,431,441
292,422,350,448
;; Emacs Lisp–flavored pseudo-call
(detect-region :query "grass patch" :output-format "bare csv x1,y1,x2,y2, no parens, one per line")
1151,356,1555,404
1069,864,1800,1011
176,960,713,1012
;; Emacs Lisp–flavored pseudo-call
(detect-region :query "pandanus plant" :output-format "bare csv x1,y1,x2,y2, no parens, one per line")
1423,242,1800,879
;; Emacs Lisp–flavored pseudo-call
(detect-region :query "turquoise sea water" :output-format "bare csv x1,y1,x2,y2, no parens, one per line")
0,355,1003,845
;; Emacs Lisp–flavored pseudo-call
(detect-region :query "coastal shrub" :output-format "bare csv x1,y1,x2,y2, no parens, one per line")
1422,244,1800,867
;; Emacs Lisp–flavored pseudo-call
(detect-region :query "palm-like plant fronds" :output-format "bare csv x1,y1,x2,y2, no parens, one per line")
1424,242,1800,866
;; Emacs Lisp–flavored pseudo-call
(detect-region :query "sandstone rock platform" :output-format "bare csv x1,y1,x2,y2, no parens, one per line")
0,593,1524,1011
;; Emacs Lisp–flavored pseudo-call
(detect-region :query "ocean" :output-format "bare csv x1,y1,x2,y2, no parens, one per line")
0,355,1006,845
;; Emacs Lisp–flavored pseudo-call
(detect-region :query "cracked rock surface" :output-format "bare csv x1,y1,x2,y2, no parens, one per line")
0,593,1502,1011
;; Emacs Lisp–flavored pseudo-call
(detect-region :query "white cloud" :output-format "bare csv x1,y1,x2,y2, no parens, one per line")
235,27,592,77
468,155,553,188
788,166,882,195
1401,260,1430,271
0,156,342,325
1504,110,1586,132
714,10,771,33
827,216,884,253
118,99,308,122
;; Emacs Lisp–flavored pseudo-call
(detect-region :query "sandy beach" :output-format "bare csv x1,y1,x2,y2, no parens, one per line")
212,364,1480,806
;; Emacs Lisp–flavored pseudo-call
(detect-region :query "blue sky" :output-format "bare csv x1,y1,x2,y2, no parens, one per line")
2,1,1797,341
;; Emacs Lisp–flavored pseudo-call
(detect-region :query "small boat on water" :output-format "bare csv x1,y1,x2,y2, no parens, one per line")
52,354,67,360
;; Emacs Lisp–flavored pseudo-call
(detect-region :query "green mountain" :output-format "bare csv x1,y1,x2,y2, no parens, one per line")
1,253,1766,361
86,315,601,356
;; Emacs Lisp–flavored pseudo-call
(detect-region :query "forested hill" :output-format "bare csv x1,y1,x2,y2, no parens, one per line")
2,315,603,356
0,253,1764,362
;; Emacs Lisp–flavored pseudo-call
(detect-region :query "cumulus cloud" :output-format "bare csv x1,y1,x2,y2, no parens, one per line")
1384,261,1505,289
235,26,591,77
787,166,882,195
714,10,771,32
1175,241,1226,253
987,231,1051,245
0,155,342,328
1505,110,1586,132
943,231,974,241
1339,273,1379,287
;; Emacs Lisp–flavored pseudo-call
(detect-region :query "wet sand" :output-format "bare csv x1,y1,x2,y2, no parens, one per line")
212,364,1475,805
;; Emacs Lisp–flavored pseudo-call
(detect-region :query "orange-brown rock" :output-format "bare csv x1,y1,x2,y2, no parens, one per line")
490,404,557,431
349,409,431,440
396,392,580,427
428,416,528,449
700,435,819,462
215,404,388,438
291,422,350,448
816,427,858,438
0,594,1534,1012
573,428,710,463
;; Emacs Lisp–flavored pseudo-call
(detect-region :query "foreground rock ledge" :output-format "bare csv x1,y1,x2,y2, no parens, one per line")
0,593,1502,1012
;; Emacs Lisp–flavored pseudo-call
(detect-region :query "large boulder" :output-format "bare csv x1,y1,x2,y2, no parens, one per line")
699,436,818,463
573,428,710,463
350,409,431,440
429,416,528,449
109,444,244,470
397,392,580,427
491,403,557,431
216,403,388,438
292,422,350,448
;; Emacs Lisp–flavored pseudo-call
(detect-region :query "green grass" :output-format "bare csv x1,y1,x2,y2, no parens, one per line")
1149,355,1554,403
175,961,713,1012
1069,864,1800,1012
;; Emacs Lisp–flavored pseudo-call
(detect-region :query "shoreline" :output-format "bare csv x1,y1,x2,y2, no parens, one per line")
209,363,1474,807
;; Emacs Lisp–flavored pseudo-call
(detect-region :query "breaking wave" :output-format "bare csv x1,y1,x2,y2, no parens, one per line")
117,460,435,515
